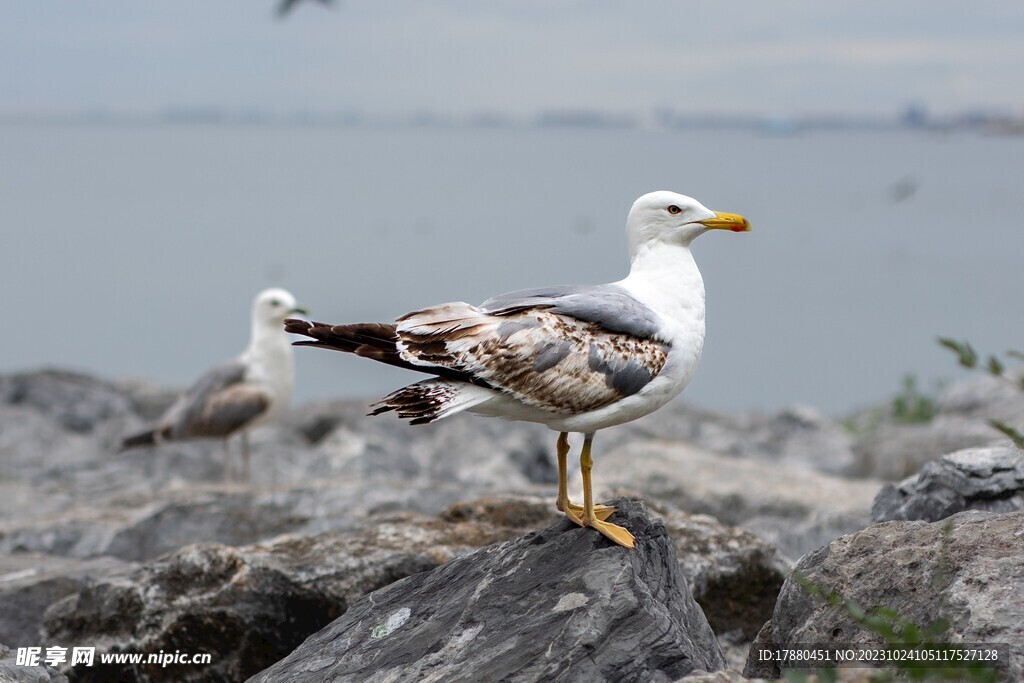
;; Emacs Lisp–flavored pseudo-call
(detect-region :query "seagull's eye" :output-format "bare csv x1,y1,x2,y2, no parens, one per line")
667,205,682,215
270,299,281,307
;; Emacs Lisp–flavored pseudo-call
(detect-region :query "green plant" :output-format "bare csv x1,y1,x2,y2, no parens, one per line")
891,374,938,424
938,338,1024,449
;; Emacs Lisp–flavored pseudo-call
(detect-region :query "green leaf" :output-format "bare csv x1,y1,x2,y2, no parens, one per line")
817,668,838,683
873,606,901,620
901,622,922,643
938,337,977,368
864,616,897,640
845,601,866,621
924,618,950,637
986,355,1004,376
989,420,1024,449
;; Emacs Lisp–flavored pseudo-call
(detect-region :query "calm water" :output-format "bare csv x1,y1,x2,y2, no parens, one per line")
2,123,1021,415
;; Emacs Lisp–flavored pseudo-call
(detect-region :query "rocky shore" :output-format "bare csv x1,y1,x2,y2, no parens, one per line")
1,368,1022,682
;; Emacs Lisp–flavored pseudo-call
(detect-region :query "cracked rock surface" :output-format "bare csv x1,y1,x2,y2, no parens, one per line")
249,499,726,683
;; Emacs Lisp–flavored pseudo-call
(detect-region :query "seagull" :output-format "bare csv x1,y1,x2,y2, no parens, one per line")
286,192,749,547
277,0,333,18
122,288,307,480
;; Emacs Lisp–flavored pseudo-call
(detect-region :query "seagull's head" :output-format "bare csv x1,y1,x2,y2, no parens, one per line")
626,191,749,253
252,288,308,328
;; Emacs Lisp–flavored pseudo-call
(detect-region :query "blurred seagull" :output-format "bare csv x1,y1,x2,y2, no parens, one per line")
286,192,749,547
122,288,307,480
277,0,333,18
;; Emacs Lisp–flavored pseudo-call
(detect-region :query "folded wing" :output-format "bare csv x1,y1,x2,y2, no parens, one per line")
396,301,668,415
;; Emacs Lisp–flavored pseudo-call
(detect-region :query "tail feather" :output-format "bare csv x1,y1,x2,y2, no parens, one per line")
286,319,399,356
369,379,493,425
121,427,164,451
284,317,491,388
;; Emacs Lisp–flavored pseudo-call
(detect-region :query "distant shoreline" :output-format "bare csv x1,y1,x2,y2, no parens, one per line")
2,107,1022,134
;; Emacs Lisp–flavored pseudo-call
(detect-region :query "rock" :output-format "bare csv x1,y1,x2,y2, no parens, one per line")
443,496,789,655
0,642,69,683
0,406,100,477
445,497,793,670
0,370,136,435
0,490,304,561
617,402,858,476
678,670,872,683
41,510,531,682
0,405,109,526
442,496,790,656
111,378,179,423
250,499,726,683
312,410,557,487
574,440,880,559
0,554,132,648
438,495,560,530
0,471,505,561
277,398,368,446
937,374,1024,424
743,621,774,679
659,508,789,642
675,670,763,682
744,510,1024,681
872,445,1024,523
851,416,1002,480
658,507,790,671
846,374,1024,480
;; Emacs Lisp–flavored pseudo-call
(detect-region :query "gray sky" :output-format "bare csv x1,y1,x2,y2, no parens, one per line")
3,1,1023,118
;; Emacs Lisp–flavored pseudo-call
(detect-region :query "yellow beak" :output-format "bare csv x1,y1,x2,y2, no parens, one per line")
699,211,751,233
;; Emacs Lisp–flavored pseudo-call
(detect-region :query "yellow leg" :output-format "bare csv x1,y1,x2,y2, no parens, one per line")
554,432,613,524
580,432,634,548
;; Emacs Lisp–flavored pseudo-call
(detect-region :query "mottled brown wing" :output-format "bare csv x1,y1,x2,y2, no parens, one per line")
396,303,668,415
178,383,271,438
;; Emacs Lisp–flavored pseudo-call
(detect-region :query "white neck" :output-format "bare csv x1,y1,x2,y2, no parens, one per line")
617,240,706,345
241,319,295,405
250,316,285,349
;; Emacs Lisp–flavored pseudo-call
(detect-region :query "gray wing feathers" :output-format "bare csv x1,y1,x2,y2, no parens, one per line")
182,383,271,438
480,284,662,340
396,305,667,415
163,362,268,438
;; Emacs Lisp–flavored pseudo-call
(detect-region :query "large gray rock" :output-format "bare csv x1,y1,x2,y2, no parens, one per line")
678,666,873,682
937,373,1024,424
744,510,1024,681
0,642,69,683
0,489,304,561
873,445,1024,523
309,410,557,488
659,508,790,671
0,555,131,648
675,671,764,682
446,497,789,660
851,416,1001,480
617,402,858,476
42,511,530,683
846,374,1024,480
250,499,726,683
659,509,789,641
574,440,880,559
0,370,136,435
0,470,504,561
